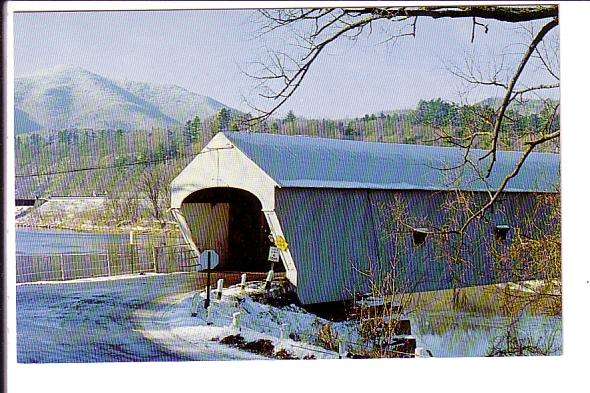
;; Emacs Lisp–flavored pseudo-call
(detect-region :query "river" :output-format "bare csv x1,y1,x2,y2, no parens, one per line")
15,227,153,255
410,310,562,357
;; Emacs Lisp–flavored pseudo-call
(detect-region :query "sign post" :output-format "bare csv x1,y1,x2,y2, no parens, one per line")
265,246,281,290
200,250,219,311
204,250,211,309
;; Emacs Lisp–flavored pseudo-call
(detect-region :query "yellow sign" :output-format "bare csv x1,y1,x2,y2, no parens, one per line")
275,235,288,251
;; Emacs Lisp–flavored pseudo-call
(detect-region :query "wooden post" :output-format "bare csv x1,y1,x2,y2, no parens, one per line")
86,254,93,278
240,273,247,292
216,278,224,301
106,252,111,276
338,340,346,359
60,253,65,281
130,244,134,274
232,312,242,329
264,270,274,290
153,247,158,273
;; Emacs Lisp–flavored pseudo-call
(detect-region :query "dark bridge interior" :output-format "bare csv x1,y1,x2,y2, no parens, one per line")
183,187,279,272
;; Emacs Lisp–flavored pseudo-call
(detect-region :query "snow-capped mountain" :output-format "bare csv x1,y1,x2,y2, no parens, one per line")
14,65,233,134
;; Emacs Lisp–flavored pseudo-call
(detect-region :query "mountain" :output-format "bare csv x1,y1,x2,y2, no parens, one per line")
118,80,227,123
14,108,42,133
14,65,234,134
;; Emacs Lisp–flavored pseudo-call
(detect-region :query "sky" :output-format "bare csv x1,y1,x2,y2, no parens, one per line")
13,8,559,119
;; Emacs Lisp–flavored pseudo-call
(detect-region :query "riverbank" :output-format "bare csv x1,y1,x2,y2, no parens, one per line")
15,221,179,235
15,196,178,234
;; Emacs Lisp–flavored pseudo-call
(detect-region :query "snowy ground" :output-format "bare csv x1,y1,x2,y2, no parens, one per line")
409,310,562,357
15,197,169,232
15,206,32,218
16,272,561,362
16,197,107,229
16,272,352,362
136,282,361,361
17,273,204,362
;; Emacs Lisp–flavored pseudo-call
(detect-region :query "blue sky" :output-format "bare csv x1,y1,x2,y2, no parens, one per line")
14,8,559,118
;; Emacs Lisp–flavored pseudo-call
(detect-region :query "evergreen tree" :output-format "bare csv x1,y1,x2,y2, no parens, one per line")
183,115,202,143
285,110,297,134
229,117,240,132
285,110,296,123
211,108,231,133
269,121,279,134
344,120,358,139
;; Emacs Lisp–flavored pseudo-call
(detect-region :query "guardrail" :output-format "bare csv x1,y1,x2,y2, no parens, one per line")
16,243,197,283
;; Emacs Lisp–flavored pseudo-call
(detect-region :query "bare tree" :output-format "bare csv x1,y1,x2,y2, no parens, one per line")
249,6,561,357
249,7,557,114
485,192,561,356
355,190,561,357
247,6,559,206
248,4,560,250
137,165,170,227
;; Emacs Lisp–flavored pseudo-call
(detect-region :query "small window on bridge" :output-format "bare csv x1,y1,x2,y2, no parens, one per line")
494,224,511,242
412,228,428,247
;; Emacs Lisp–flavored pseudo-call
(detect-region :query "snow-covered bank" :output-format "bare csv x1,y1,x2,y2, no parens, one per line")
15,197,176,234
15,206,33,218
128,279,562,359
17,272,346,363
136,282,360,360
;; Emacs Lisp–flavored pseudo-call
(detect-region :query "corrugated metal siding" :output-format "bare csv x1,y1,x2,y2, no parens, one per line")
275,188,379,304
369,190,454,293
276,187,556,304
224,132,559,193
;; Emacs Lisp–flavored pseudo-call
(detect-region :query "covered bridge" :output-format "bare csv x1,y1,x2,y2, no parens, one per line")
170,132,559,305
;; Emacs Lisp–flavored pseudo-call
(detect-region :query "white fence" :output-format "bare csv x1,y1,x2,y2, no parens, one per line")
16,244,198,283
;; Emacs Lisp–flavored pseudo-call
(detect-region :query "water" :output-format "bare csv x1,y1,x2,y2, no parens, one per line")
410,310,562,357
15,227,150,255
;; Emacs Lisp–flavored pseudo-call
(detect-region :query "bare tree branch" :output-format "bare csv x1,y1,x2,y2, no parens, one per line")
461,129,560,233
249,6,558,122
365,6,557,23
479,18,558,176
471,17,489,43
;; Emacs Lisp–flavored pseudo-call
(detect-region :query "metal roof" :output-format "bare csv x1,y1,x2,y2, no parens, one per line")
223,132,560,193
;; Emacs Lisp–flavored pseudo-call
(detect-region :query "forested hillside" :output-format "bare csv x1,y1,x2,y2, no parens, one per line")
15,97,560,204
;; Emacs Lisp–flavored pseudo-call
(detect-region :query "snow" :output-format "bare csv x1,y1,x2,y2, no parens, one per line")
16,273,354,363
16,197,107,228
136,282,357,360
15,197,166,232
15,65,232,132
15,206,32,217
16,273,198,363
16,271,562,363
408,310,562,357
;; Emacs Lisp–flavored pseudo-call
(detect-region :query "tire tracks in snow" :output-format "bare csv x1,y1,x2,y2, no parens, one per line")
132,273,270,361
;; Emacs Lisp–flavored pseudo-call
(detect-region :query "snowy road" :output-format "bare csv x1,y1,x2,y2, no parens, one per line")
16,272,247,363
